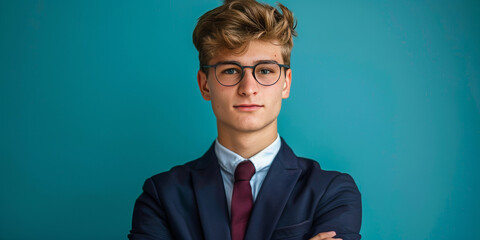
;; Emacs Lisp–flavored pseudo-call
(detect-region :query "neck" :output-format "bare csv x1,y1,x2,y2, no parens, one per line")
217,121,278,159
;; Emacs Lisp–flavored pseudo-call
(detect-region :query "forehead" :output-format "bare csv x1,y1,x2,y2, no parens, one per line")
209,40,283,65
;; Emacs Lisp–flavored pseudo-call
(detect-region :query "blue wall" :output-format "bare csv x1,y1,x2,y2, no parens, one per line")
1,0,479,239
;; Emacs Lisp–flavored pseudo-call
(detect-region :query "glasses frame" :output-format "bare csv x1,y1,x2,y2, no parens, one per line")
201,61,290,87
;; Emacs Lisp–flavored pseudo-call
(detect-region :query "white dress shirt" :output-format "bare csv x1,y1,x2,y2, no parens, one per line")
214,134,282,217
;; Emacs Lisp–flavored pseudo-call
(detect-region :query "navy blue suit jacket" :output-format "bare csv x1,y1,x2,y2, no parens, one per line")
129,138,362,240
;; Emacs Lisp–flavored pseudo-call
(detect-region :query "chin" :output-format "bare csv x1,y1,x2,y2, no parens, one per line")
232,117,277,133
234,124,266,133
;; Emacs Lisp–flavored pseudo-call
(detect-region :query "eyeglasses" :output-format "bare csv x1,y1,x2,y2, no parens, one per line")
201,61,290,86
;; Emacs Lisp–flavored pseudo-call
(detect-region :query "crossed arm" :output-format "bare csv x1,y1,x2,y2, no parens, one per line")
310,231,342,240
309,173,362,240
129,173,361,240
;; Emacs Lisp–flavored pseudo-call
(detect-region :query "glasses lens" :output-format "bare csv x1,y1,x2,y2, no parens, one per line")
215,63,243,86
255,63,281,85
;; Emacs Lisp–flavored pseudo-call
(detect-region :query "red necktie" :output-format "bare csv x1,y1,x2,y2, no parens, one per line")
231,160,256,240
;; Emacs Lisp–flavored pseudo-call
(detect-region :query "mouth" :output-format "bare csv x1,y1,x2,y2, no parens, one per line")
233,104,264,111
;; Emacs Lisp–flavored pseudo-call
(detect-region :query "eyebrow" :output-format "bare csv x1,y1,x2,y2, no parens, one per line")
215,60,280,65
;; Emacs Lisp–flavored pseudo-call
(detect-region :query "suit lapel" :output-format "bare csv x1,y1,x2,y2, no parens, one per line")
244,139,302,240
192,144,231,240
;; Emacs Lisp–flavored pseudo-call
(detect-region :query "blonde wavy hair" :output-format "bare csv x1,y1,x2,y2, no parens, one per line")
192,0,297,68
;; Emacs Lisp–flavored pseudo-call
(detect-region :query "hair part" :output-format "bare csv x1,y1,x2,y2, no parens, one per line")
193,0,297,68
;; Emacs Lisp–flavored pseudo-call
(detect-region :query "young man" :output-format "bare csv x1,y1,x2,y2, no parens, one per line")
128,1,362,240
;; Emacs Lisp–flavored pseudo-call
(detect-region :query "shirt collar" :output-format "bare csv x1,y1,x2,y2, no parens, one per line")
215,134,282,175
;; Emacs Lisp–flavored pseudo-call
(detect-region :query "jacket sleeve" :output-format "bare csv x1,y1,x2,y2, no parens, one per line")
128,178,174,240
309,173,362,240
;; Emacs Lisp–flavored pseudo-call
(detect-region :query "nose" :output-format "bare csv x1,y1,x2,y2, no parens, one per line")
237,67,259,96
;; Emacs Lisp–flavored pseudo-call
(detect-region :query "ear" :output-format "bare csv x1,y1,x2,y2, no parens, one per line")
197,70,211,101
281,68,292,99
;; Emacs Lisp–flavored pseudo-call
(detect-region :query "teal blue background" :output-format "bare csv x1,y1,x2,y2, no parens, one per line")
1,0,479,239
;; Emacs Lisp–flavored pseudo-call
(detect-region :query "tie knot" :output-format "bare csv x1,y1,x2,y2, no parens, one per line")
234,160,255,181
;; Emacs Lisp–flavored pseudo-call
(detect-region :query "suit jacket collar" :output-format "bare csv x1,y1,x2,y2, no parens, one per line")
245,137,302,239
191,142,231,239
191,138,302,240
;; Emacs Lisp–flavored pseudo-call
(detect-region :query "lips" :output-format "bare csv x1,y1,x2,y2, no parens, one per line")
234,104,264,111
234,104,263,107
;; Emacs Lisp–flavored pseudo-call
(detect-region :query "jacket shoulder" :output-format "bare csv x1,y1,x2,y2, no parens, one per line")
296,156,344,178
142,157,205,195
295,156,359,195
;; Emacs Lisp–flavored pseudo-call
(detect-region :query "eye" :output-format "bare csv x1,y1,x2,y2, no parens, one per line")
257,67,276,75
259,69,271,74
222,68,240,74
217,64,242,75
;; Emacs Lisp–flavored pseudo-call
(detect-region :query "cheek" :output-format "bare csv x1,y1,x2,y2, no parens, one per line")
267,87,285,105
263,91,284,117
209,88,231,113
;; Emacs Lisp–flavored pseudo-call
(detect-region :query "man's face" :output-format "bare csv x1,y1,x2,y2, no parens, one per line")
197,40,292,135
